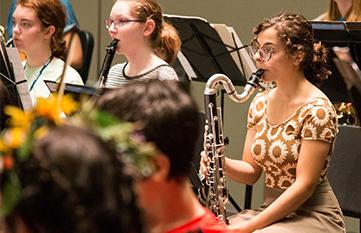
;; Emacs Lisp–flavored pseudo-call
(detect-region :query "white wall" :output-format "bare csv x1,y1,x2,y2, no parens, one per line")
0,0,328,84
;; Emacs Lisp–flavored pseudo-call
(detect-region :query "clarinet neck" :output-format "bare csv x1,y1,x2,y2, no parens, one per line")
204,69,264,104
97,39,118,88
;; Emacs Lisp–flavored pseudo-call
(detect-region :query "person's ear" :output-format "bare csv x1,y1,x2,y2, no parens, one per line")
292,49,305,66
143,18,155,37
43,25,56,40
150,154,170,182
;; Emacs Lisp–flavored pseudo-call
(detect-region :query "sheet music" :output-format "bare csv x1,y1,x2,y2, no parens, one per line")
6,48,33,110
163,14,208,22
177,51,197,80
333,46,361,90
333,59,361,92
211,24,257,78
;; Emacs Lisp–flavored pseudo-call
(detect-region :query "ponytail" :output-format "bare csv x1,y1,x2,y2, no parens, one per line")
154,21,181,64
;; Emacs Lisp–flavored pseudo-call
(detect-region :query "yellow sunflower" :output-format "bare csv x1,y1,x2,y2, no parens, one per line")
4,106,33,130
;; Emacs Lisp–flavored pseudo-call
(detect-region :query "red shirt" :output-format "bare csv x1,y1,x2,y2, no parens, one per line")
165,209,236,233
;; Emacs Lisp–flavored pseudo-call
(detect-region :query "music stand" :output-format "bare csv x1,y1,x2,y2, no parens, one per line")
165,15,248,213
310,21,361,103
345,22,361,67
333,47,361,125
45,80,98,99
211,24,257,79
164,15,246,86
0,37,23,109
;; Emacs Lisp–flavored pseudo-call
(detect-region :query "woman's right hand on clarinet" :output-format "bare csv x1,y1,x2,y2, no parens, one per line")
199,151,209,178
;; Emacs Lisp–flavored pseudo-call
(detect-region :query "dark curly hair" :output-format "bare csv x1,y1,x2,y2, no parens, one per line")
3,125,144,233
17,0,67,60
253,12,331,84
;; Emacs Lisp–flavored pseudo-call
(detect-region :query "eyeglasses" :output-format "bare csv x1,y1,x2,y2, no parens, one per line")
248,45,275,62
105,18,144,29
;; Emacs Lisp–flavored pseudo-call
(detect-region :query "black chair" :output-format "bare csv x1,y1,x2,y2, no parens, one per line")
328,125,361,231
77,30,94,84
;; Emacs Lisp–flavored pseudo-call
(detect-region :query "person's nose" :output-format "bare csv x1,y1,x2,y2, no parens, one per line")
13,23,21,35
108,22,117,34
108,30,118,41
253,50,263,62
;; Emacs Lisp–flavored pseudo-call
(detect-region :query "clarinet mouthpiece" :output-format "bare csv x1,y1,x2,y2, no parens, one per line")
247,69,264,88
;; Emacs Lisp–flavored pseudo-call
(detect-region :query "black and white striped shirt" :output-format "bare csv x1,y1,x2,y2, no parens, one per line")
105,62,179,88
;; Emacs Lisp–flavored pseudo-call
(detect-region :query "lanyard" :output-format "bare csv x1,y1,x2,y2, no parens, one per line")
24,57,52,92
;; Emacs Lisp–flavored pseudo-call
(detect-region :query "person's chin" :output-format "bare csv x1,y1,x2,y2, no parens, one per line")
258,69,268,80
13,40,22,48
116,47,123,55
262,77,273,83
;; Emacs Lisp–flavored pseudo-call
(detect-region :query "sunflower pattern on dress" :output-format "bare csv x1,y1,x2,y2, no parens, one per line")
247,92,338,190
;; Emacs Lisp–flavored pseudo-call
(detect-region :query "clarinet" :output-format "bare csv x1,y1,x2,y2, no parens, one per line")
199,69,264,223
97,39,118,88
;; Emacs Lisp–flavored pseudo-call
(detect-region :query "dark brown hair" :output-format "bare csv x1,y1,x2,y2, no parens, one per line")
253,12,330,83
3,125,144,233
97,80,200,179
0,80,14,130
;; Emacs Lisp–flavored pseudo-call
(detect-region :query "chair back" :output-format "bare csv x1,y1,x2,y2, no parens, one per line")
328,125,361,219
77,30,94,84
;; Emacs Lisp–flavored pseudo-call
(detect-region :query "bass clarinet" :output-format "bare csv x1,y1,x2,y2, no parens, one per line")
199,69,264,223
97,39,118,88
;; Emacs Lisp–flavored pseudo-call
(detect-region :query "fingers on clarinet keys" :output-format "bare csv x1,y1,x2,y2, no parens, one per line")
199,151,209,178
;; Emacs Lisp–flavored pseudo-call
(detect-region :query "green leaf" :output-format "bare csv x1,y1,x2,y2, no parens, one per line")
72,108,158,178
17,134,33,161
0,171,22,216
93,110,120,127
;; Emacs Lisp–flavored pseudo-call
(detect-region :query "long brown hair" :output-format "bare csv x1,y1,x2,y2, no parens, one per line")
119,0,181,64
17,0,66,59
325,0,361,21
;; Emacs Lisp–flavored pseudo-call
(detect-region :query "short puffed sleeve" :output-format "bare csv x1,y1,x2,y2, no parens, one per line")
247,92,266,130
300,98,338,143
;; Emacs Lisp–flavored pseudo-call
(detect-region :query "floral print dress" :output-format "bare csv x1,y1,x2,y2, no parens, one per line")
228,91,345,233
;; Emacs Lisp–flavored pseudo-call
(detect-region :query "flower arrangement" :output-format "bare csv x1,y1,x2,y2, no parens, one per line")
0,94,78,215
0,94,157,216
70,102,157,178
